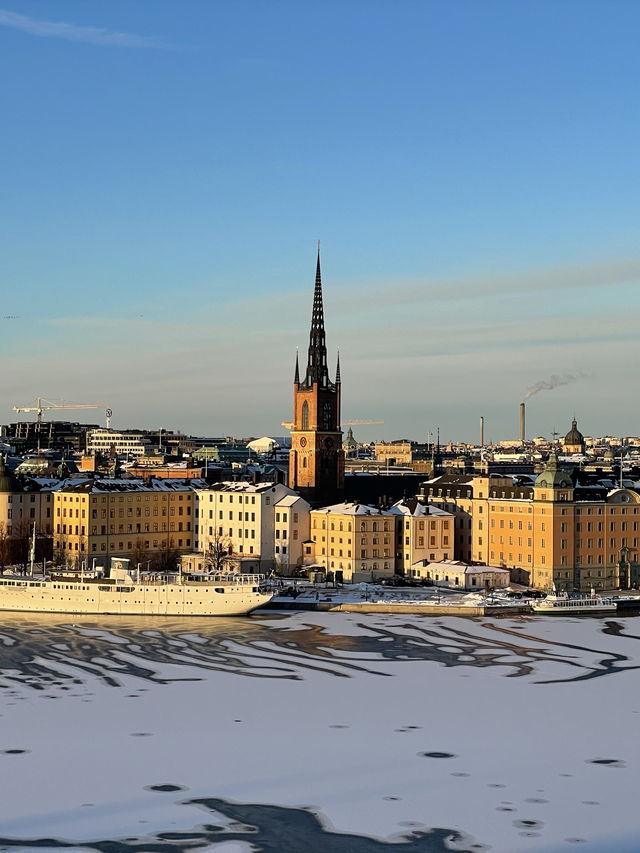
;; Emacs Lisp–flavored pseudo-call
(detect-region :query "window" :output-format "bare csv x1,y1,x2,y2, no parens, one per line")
301,401,309,430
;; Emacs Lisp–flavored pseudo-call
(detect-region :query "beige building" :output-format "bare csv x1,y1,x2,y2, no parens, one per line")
309,502,395,583
54,478,202,570
374,441,413,465
274,494,311,572
388,498,454,574
193,481,309,572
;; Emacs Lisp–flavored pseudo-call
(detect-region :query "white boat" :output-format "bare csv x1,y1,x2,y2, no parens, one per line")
531,590,616,615
0,565,274,617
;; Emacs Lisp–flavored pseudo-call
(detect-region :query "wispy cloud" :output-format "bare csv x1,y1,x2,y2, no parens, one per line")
0,9,173,49
331,255,640,312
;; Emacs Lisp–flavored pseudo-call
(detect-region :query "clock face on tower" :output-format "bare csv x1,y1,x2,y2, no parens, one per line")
324,437,334,449
299,437,307,447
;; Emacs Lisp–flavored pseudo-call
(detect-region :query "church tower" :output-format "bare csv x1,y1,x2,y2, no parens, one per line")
289,248,344,502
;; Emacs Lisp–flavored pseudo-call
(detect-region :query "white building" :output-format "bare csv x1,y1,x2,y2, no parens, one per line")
412,558,510,590
193,481,308,571
87,429,151,459
273,494,310,572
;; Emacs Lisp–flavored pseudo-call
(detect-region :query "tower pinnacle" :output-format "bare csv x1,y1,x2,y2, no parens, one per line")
304,245,330,388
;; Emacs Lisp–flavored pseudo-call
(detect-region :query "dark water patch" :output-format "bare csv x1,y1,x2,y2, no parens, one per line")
582,801,599,805
130,732,153,737
329,724,348,728
421,752,456,759
496,806,515,812
565,838,587,844
1,749,29,755
451,772,470,777
524,797,548,803
487,783,505,788
514,819,543,830
145,783,187,793
587,758,625,768
0,795,488,851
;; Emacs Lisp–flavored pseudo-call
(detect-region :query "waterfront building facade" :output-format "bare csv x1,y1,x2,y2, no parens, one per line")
193,481,308,571
388,498,455,573
53,478,201,569
308,502,395,583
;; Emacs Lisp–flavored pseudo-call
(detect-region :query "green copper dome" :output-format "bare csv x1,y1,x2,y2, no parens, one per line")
535,451,573,489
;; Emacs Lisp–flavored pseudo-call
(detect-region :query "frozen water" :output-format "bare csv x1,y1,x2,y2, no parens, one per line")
0,611,639,851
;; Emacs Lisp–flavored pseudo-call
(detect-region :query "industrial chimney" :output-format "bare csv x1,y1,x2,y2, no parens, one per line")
480,416,484,447
520,402,525,444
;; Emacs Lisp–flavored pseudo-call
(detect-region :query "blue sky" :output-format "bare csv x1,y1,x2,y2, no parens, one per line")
1,1,639,443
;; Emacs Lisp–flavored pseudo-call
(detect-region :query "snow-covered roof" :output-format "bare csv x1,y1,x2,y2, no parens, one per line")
56,477,208,494
314,501,388,516
275,494,308,508
388,499,453,518
199,481,283,494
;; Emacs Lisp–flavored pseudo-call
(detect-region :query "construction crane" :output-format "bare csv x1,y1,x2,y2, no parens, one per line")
281,419,383,430
14,398,113,428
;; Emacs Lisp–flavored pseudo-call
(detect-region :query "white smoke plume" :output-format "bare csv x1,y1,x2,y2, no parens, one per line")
524,372,587,401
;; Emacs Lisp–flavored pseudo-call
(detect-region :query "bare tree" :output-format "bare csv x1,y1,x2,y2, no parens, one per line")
151,538,181,573
0,524,10,574
204,527,233,574
131,537,149,571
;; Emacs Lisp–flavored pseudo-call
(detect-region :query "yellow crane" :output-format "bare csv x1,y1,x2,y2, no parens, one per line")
13,398,113,428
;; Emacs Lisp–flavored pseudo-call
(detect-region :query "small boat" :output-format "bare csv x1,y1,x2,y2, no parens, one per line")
531,588,616,615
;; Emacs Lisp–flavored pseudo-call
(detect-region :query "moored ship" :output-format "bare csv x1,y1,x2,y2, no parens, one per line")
531,589,616,615
0,560,273,617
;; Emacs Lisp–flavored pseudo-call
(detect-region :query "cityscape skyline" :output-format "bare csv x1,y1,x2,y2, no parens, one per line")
2,2,639,440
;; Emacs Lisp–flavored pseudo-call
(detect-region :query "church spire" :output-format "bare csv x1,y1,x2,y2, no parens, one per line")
294,348,300,384
336,348,341,384
304,243,329,388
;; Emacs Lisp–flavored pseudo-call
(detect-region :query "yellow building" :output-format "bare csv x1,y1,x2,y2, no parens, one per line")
54,478,202,570
0,456,55,568
418,477,474,562
309,502,395,583
374,441,413,465
421,454,640,591
388,497,454,575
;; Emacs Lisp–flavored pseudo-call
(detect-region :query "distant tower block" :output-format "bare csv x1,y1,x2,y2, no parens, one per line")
480,416,484,447
520,402,526,444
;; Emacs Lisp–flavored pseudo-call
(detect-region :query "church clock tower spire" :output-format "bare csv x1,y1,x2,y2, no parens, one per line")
289,247,344,502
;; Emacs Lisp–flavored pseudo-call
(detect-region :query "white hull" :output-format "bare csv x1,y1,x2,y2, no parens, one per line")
532,596,616,615
0,576,273,617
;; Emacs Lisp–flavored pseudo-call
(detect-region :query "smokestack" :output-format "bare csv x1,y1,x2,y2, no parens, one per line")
520,402,525,444
480,416,484,447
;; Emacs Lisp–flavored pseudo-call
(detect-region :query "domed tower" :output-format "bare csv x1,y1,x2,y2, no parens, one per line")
533,451,574,498
288,248,344,502
563,418,585,454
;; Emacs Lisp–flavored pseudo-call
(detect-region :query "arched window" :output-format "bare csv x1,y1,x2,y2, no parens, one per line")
372,522,377,532
302,457,307,468
330,522,335,531
301,401,309,430
360,522,366,532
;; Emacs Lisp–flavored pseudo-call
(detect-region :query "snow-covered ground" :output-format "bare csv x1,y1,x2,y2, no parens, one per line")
0,610,639,851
